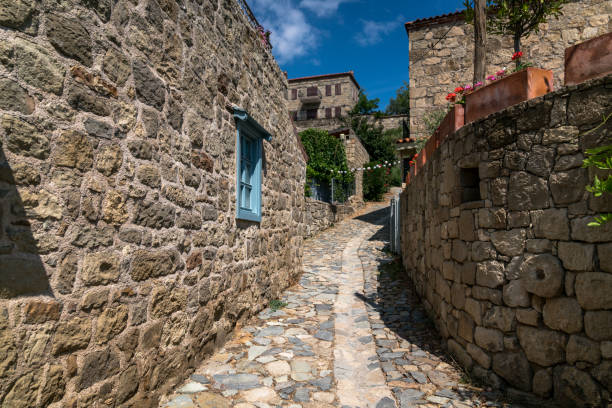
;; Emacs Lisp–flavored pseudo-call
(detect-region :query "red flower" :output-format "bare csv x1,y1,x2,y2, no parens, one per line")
512,51,523,60
445,92,457,102
454,86,465,93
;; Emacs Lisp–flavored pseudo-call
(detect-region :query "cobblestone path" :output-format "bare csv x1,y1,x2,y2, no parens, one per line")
161,204,513,408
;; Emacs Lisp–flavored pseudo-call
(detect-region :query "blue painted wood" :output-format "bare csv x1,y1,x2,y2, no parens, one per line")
233,106,268,223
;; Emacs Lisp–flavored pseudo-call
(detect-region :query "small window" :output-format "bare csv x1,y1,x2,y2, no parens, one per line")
335,84,341,95
233,107,271,222
307,109,317,120
292,111,298,121
326,85,332,96
460,167,481,203
335,107,341,118
307,86,318,97
291,89,297,100
325,108,332,118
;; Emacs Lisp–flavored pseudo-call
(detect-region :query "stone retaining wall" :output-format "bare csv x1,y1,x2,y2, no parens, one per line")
400,75,612,407
305,198,356,238
0,0,307,406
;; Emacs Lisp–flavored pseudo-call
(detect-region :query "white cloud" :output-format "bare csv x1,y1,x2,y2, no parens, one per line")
299,0,352,17
354,16,405,46
250,0,318,64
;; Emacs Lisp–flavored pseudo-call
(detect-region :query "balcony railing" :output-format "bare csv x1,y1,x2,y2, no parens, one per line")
300,87,322,104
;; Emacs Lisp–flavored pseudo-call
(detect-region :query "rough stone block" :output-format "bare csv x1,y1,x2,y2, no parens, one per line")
532,209,569,240
467,343,491,369
553,366,602,408
130,249,182,281
532,369,553,398
542,297,583,334
566,335,601,365
464,297,482,325
476,261,505,288
550,169,588,205
78,348,120,390
474,326,503,352
472,241,495,261
492,351,532,392
46,14,92,65
503,280,530,307
508,172,549,211
517,325,566,366
558,242,594,271
526,145,555,177
575,272,612,310
516,308,540,327
483,306,515,332
490,229,526,257
571,217,612,243
459,210,476,241
585,311,612,341
599,243,612,273
447,339,472,370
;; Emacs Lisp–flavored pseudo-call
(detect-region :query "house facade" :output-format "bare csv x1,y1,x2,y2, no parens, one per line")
0,0,308,405
287,72,360,132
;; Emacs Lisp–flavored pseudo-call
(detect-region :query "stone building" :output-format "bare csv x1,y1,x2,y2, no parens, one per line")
0,0,309,406
287,71,360,132
400,74,612,407
405,0,612,140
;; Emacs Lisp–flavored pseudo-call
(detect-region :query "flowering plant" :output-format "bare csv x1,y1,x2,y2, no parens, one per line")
486,74,497,81
257,26,273,50
510,50,532,72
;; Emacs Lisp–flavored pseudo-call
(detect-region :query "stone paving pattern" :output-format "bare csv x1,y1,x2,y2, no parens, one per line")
161,205,518,408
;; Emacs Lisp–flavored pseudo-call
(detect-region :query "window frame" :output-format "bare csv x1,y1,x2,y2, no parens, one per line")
335,83,341,95
233,107,271,223
325,84,332,96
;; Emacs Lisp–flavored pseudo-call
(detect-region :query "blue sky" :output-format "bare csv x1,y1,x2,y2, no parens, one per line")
249,0,465,110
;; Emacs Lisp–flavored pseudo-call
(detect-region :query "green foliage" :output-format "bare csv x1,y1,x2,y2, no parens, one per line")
463,0,567,53
390,166,402,187
423,109,447,136
583,140,612,227
385,82,410,115
363,162,388,202
299,128,352,184
350,90,380,115
269,299,288,311
348,117,397,164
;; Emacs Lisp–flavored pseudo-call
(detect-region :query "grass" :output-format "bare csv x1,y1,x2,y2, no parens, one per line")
269,299,288,311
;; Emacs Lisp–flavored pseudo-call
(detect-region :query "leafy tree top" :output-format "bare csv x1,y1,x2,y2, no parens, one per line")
350,90,380,115
299,128,352,183
463,0,567,52
385,82,410,115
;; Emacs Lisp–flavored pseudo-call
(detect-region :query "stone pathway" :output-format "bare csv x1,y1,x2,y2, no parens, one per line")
160,204,516,408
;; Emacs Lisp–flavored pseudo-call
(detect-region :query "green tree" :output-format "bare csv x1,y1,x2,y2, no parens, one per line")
299,128,352,186
463,0,567,67
385,82,410,115
582,113,612,226
350,90,380,115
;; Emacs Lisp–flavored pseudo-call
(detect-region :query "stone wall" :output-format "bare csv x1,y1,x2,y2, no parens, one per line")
344,134,370,202
407,0,612,140
0,0,307,406
359,114,409,132
400,75,612,407
304,198,355,238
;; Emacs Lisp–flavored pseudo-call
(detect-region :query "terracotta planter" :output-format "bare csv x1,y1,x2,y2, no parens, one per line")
437,104,465,144
565,32,612,86
465,67,554,124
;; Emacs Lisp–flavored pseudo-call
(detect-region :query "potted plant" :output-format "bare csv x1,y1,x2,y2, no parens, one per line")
462,0,567,123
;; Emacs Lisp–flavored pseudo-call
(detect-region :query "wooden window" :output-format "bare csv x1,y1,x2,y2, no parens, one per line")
307,109,317,120
233,107,271,223
307,86,318,97
325,108,332,118
325,85,332,96
291,89,297,100
335,107,341,117
335,83,341,95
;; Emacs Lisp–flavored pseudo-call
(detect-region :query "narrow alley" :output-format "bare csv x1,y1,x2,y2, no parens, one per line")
161,204,513,408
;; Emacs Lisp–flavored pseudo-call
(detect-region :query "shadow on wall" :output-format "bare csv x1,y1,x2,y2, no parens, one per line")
353,217,509,406
0,145,52,298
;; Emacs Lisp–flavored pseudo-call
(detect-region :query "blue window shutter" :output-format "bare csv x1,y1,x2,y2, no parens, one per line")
232,107,270,223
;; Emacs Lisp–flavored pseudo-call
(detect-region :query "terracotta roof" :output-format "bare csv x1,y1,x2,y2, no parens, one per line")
288,71,360,90
404,11,464,33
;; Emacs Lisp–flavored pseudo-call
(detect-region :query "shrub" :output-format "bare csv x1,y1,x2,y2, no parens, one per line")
363,162,388,201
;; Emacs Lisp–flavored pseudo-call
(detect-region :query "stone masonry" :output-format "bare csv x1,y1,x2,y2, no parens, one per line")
407,0,612,140
400,74,612,407
0,0,308,406
287,72,360,132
